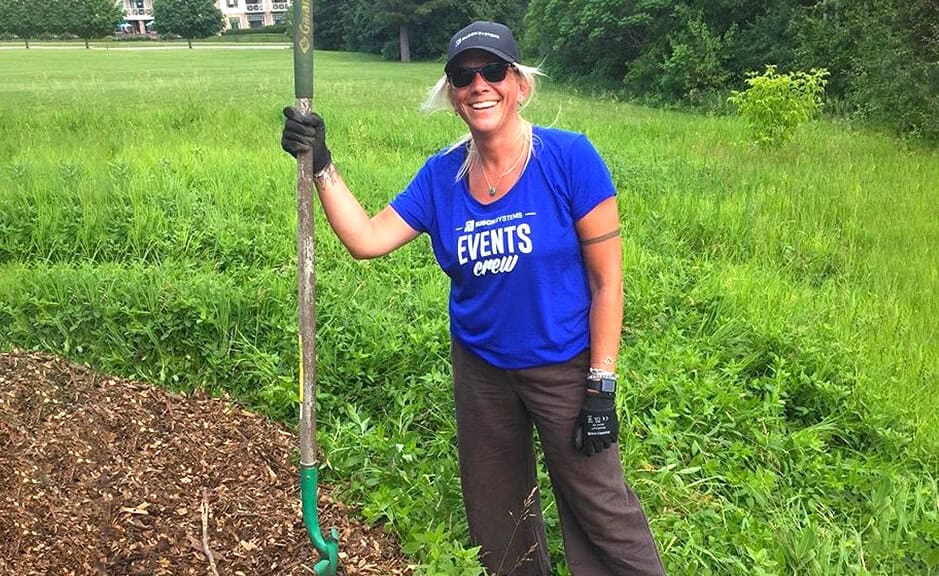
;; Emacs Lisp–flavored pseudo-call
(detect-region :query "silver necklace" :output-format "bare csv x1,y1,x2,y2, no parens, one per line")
479,140,528,197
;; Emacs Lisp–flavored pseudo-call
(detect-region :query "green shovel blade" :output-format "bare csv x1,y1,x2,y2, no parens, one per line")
301,465,339,575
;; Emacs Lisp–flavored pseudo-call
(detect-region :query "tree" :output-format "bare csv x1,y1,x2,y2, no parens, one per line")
525,0,642,81
0,0,72,46
0,0,38,48
369,0,526,63
311,0,345,50
309,0,526,61
67,0,123,48
38,0,68,36
372,0,428,63
151,0,223,48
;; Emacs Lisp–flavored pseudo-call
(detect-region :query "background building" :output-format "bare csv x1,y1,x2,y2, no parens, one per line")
120,0,154,35
119,0,290,35
220,0,291,31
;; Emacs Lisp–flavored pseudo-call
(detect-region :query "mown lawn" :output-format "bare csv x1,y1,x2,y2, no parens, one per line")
1,49,936,575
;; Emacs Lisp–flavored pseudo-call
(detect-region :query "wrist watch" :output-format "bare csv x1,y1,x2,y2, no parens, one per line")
586,369,617,397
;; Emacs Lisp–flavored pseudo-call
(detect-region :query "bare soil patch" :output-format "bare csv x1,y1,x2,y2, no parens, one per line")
0,350,410,575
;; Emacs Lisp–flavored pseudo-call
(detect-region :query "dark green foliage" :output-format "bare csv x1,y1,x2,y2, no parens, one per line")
787,0,939,140
0,0,56,47
311,0,529,62
223,24,288,35
67,0,123,48
311,0,343,49
525,0,640,82
521,0,939,141
655,10,731,103
151,0,223,48
839,0,939,140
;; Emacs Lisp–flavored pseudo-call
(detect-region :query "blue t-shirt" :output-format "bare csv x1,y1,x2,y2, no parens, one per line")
390,126,616,369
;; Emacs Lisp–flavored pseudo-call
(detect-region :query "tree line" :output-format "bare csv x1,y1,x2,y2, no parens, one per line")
2,0,935,139
316,0,938,141
311,0,526,63
0,0,124,48
0,0,223,49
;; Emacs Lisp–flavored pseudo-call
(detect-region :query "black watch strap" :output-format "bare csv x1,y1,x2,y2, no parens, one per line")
586,375,617,397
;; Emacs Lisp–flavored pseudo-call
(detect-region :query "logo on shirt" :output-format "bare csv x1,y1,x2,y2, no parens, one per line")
455,212,537,276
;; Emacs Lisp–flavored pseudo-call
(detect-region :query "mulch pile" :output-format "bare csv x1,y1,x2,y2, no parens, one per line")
0,349,411,576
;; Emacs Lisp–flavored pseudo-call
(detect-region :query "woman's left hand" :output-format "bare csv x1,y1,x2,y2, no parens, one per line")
573,382,619,456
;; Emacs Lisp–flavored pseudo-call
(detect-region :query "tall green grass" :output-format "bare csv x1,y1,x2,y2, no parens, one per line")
1,50,936,574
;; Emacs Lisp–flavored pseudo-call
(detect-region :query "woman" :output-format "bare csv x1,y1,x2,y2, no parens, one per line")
281,20,666,576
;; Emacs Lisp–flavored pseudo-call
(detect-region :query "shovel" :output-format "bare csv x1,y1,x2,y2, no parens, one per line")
293,1,339,573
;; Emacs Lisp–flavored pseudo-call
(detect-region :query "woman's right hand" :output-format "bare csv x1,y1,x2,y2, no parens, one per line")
281,107,332,173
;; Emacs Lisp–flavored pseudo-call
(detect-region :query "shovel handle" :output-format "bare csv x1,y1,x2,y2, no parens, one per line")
293,6,340,574
297,98,316,466
297,121,317,468
294,0,316,468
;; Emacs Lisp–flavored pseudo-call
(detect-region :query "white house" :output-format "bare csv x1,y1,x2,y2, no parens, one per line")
118,0,290,35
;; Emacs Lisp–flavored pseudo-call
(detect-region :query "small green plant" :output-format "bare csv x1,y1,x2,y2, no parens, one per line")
728,65,829,146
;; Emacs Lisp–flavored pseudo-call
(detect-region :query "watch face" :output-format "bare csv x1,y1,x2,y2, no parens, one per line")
600,378,616,394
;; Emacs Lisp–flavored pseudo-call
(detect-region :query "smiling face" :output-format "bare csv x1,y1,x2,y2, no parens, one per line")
447,49,529,138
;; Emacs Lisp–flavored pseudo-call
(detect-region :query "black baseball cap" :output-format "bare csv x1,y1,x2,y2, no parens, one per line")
445,21,521,73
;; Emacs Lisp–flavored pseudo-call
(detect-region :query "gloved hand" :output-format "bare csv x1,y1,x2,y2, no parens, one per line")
281,106,332,173
573,371,619,456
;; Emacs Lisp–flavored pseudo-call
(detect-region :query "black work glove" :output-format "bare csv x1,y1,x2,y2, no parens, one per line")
573,373,619,457
281,106,332,173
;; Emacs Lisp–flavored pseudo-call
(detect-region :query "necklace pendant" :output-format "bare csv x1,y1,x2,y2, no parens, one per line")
488,186,496,197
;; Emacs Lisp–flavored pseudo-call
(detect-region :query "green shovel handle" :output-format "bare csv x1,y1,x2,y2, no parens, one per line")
293,0,314,99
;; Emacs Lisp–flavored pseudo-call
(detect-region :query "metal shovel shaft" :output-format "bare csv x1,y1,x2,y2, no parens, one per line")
296,97,317,469
296,124,339,575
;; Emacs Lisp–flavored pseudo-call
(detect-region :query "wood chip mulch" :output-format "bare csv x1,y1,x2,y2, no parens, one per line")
0,349,412,576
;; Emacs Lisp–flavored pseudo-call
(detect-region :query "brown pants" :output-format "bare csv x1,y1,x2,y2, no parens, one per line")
452,340,666,576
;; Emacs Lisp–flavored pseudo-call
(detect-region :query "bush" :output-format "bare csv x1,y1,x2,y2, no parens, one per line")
728,65,829,146
848,38,939,141
223,24,287,36
658,16,732,103
114,33,161,42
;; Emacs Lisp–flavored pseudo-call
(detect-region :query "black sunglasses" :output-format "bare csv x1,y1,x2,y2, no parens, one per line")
448,62,513,88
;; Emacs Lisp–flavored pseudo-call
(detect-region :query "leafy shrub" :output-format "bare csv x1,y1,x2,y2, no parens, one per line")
223,24,288,36
525,0,638,81
728,65,829,146
114,34,161,42
848,40,939,141
658,15,732,103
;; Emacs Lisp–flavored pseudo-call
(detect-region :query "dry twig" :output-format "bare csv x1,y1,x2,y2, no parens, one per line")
202,488,220,576
497,486,540,576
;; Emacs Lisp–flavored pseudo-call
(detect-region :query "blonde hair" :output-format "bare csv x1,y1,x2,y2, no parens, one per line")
420,63,546,181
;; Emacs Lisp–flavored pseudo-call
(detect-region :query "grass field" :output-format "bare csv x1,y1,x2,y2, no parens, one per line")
1,49,937,574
